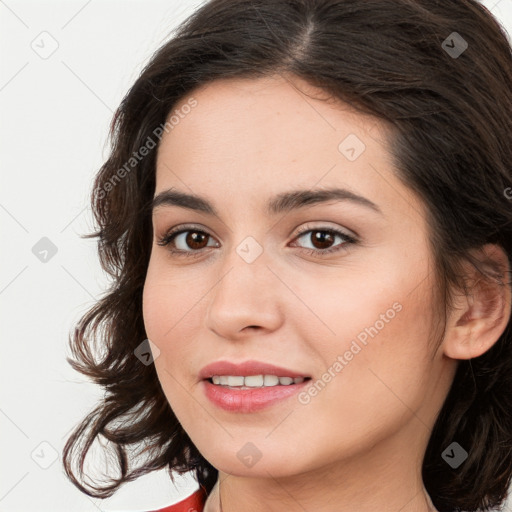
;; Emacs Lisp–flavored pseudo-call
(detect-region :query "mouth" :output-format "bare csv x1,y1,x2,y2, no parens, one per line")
201,375,313,412
199,359,312,382
205,375,312,389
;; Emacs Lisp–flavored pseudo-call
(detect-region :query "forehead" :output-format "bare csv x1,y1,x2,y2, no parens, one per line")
158,74,382,162
154,75,425,224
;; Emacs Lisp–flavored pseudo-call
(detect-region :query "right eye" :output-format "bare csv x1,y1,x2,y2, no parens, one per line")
157,225,220,257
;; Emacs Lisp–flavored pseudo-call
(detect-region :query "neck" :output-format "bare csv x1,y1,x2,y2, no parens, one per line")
206,473,437,512
203,428,439,512
202,391,445,512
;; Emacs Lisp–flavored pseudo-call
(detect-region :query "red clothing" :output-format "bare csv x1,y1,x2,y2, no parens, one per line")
149,488,207,512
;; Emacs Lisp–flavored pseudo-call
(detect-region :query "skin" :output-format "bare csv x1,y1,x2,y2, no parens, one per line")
142,74,511,512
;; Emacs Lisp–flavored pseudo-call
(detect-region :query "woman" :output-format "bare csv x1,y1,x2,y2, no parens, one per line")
62,1,512,511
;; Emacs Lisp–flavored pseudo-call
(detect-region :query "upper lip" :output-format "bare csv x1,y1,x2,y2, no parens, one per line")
199,360,311,380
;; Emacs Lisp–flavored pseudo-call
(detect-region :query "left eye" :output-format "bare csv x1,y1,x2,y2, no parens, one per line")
291,227,357,255
156,225,357,257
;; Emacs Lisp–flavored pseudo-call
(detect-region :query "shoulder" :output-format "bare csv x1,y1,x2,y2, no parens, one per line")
148,487,207,512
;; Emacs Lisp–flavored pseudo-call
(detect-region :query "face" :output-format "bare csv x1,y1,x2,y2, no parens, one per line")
142,74,452,480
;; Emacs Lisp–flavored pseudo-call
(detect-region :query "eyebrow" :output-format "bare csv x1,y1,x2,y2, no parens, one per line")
150,187,383,217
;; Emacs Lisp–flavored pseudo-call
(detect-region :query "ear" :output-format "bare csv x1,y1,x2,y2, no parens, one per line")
443,244,511,360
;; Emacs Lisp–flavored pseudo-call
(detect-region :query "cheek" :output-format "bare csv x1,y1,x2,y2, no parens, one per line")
308,281,435,434
142,259,208,376
142,267,201,418
142,273,169,343
142,257,196,340
142,263,187,381
296,257,436,412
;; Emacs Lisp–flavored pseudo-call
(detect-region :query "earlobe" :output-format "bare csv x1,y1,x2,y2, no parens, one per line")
442,244,511,361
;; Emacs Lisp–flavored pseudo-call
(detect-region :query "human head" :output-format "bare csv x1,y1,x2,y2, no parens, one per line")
63,2,512,511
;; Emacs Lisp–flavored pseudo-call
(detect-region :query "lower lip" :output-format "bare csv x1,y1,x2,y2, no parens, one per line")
202,379,311,412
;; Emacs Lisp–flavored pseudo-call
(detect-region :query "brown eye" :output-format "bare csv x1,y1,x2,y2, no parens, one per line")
182,231,210,250
157,224,357,259
157,225,219,256
291,226,357,256
307,230,336,250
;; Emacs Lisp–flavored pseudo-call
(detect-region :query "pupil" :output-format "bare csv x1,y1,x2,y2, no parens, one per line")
187,231,207,249
313,231,333,249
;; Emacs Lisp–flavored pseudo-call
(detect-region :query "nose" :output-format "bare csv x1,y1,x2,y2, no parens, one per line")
205,247,284,339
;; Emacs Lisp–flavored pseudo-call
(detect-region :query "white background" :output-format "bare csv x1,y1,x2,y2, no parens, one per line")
1,0,511,511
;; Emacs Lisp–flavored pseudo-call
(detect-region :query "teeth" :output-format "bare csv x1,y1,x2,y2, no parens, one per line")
211,375,306,387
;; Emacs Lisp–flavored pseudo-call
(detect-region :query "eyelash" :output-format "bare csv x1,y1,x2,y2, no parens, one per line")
156,223,358,259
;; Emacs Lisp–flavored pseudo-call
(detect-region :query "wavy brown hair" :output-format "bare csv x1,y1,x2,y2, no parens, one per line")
62,1,512,510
